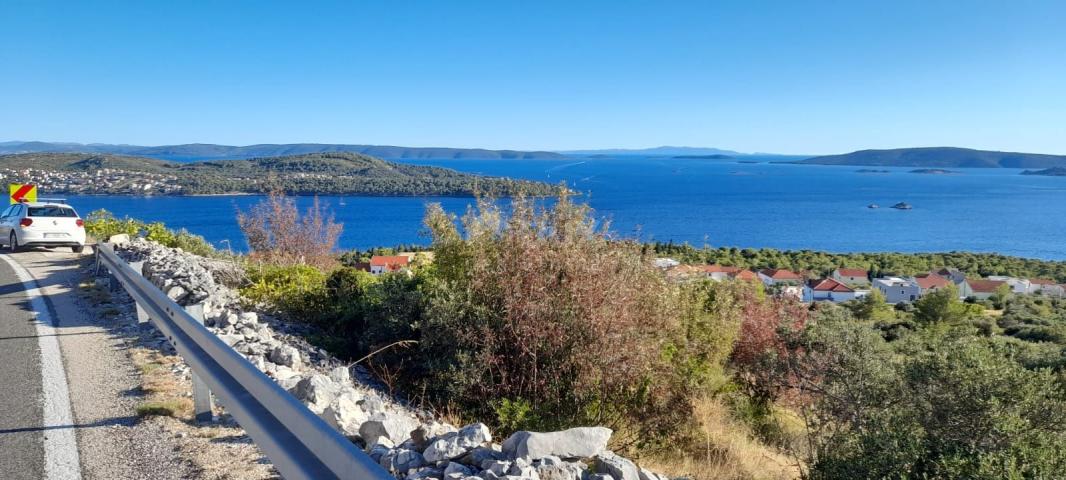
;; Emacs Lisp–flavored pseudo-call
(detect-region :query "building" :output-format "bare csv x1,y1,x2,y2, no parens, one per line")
914,273,952,295
831,268,870,287
804,278,858,303
654,258,680,269
757,268,804,286
987,276,1032,294
964,279,1008,300
369,255,411,274
664,264,757,283
696,265,746,282
933,268,967,285
1030,279,1066,297
873,277,921,303
730,269,759,282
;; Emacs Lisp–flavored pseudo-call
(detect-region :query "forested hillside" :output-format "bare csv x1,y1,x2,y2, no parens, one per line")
652,242,1066,282
0,141,566,160
795,147,1066,168
0,152,556,196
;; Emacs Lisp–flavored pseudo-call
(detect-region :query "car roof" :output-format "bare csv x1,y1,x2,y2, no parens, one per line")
21,202,76,209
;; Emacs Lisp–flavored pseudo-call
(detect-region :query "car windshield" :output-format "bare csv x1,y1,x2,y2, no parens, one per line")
28,206,77,217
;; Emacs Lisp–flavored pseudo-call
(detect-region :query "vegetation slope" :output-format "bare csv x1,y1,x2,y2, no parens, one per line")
795,147,1066,169
2,152,556,196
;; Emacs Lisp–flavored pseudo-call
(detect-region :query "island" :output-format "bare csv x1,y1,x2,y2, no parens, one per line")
1021,167,1066,177
856,169,891,173
910,169,955,175
793,147,1066,169
0,141,567,161
672,154,736,160
0,152,558,197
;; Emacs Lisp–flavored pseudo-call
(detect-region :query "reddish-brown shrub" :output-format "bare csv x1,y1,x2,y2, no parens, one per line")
416,193,682,448
730,289,810,404
237,189,342,270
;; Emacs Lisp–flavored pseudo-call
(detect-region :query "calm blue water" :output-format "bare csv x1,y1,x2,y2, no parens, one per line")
62,156,1066,259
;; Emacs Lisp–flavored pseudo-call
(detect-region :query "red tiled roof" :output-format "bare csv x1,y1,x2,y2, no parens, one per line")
914,274,951,290
968,279,1006,293
731,270,759,281
1031,278,1058,285
370,255,411,269
699,264,742,274
760,268,803,280
809,278,854,293
835,268,868,277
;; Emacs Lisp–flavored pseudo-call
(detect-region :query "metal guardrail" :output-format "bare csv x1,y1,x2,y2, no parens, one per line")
95,243,392,480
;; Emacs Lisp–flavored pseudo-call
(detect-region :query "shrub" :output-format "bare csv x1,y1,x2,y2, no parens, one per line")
84,209,142,241
241,264,331,320
414,193,683,449
237,188,343,270
793,321,1066,479
913,284,971,325
85,210,216,257
729,286,809,405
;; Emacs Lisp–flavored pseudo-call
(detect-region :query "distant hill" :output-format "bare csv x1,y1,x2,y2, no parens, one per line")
0,152,556,196
0,141,566,161
795,147,1066,169
560,146,744,157
672,154,735,159
1021,167,1066,177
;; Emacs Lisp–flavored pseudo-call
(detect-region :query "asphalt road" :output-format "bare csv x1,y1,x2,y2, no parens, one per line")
0,248,193,480
0,255,47,479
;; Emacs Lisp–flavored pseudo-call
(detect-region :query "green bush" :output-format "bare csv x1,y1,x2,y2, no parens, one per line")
84,209,141,241
242,264,331,320
797,322,1066,479
84,210,216,257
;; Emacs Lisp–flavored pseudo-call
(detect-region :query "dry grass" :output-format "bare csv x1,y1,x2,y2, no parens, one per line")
130,347,195,419
641,398,802,480
78,279,113,306
136,400,191,418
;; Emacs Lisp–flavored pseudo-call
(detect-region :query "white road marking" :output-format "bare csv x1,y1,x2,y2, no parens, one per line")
0,254,83,480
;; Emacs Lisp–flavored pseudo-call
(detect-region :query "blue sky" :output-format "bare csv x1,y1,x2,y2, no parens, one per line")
2,1,1064,154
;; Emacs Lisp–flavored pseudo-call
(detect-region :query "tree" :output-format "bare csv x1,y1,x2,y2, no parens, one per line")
848,289,896,323
990,283,1015,310
805,332,1066,479
913,285,969,325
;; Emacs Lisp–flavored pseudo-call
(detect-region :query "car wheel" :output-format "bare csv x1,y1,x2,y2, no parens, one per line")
9,233,19,252
72,245,84,253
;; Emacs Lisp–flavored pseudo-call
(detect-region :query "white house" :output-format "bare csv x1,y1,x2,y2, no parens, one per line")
369,255,411,274
873,277,921,304
804,278,857,303
987,276,1031,294
914,273,953,296
1030,279,1066,297
933,268,968,285
654,258,680,269
757,268,804,286
831,268,870,287
964,279,1008,300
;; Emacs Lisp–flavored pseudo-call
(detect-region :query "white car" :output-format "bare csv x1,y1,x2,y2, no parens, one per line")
0,201,87,253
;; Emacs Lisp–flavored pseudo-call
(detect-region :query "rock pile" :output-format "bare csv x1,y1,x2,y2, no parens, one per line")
111,237,669,480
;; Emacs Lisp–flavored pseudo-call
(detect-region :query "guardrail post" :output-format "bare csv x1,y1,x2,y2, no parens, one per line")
128,261,151,324
186,303,215,424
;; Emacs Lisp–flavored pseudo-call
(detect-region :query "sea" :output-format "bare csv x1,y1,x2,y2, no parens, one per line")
61,156,1066,260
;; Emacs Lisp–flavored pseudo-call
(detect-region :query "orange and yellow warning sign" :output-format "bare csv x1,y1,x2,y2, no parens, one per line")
9,183,37,204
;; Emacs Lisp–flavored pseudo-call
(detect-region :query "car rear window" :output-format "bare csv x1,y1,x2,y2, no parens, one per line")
28,207,77,217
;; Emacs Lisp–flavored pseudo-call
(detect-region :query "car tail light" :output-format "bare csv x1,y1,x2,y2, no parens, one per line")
76,219,84,228
20,218,32,227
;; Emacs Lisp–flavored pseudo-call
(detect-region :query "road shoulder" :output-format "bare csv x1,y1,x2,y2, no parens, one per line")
11,249,196,480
